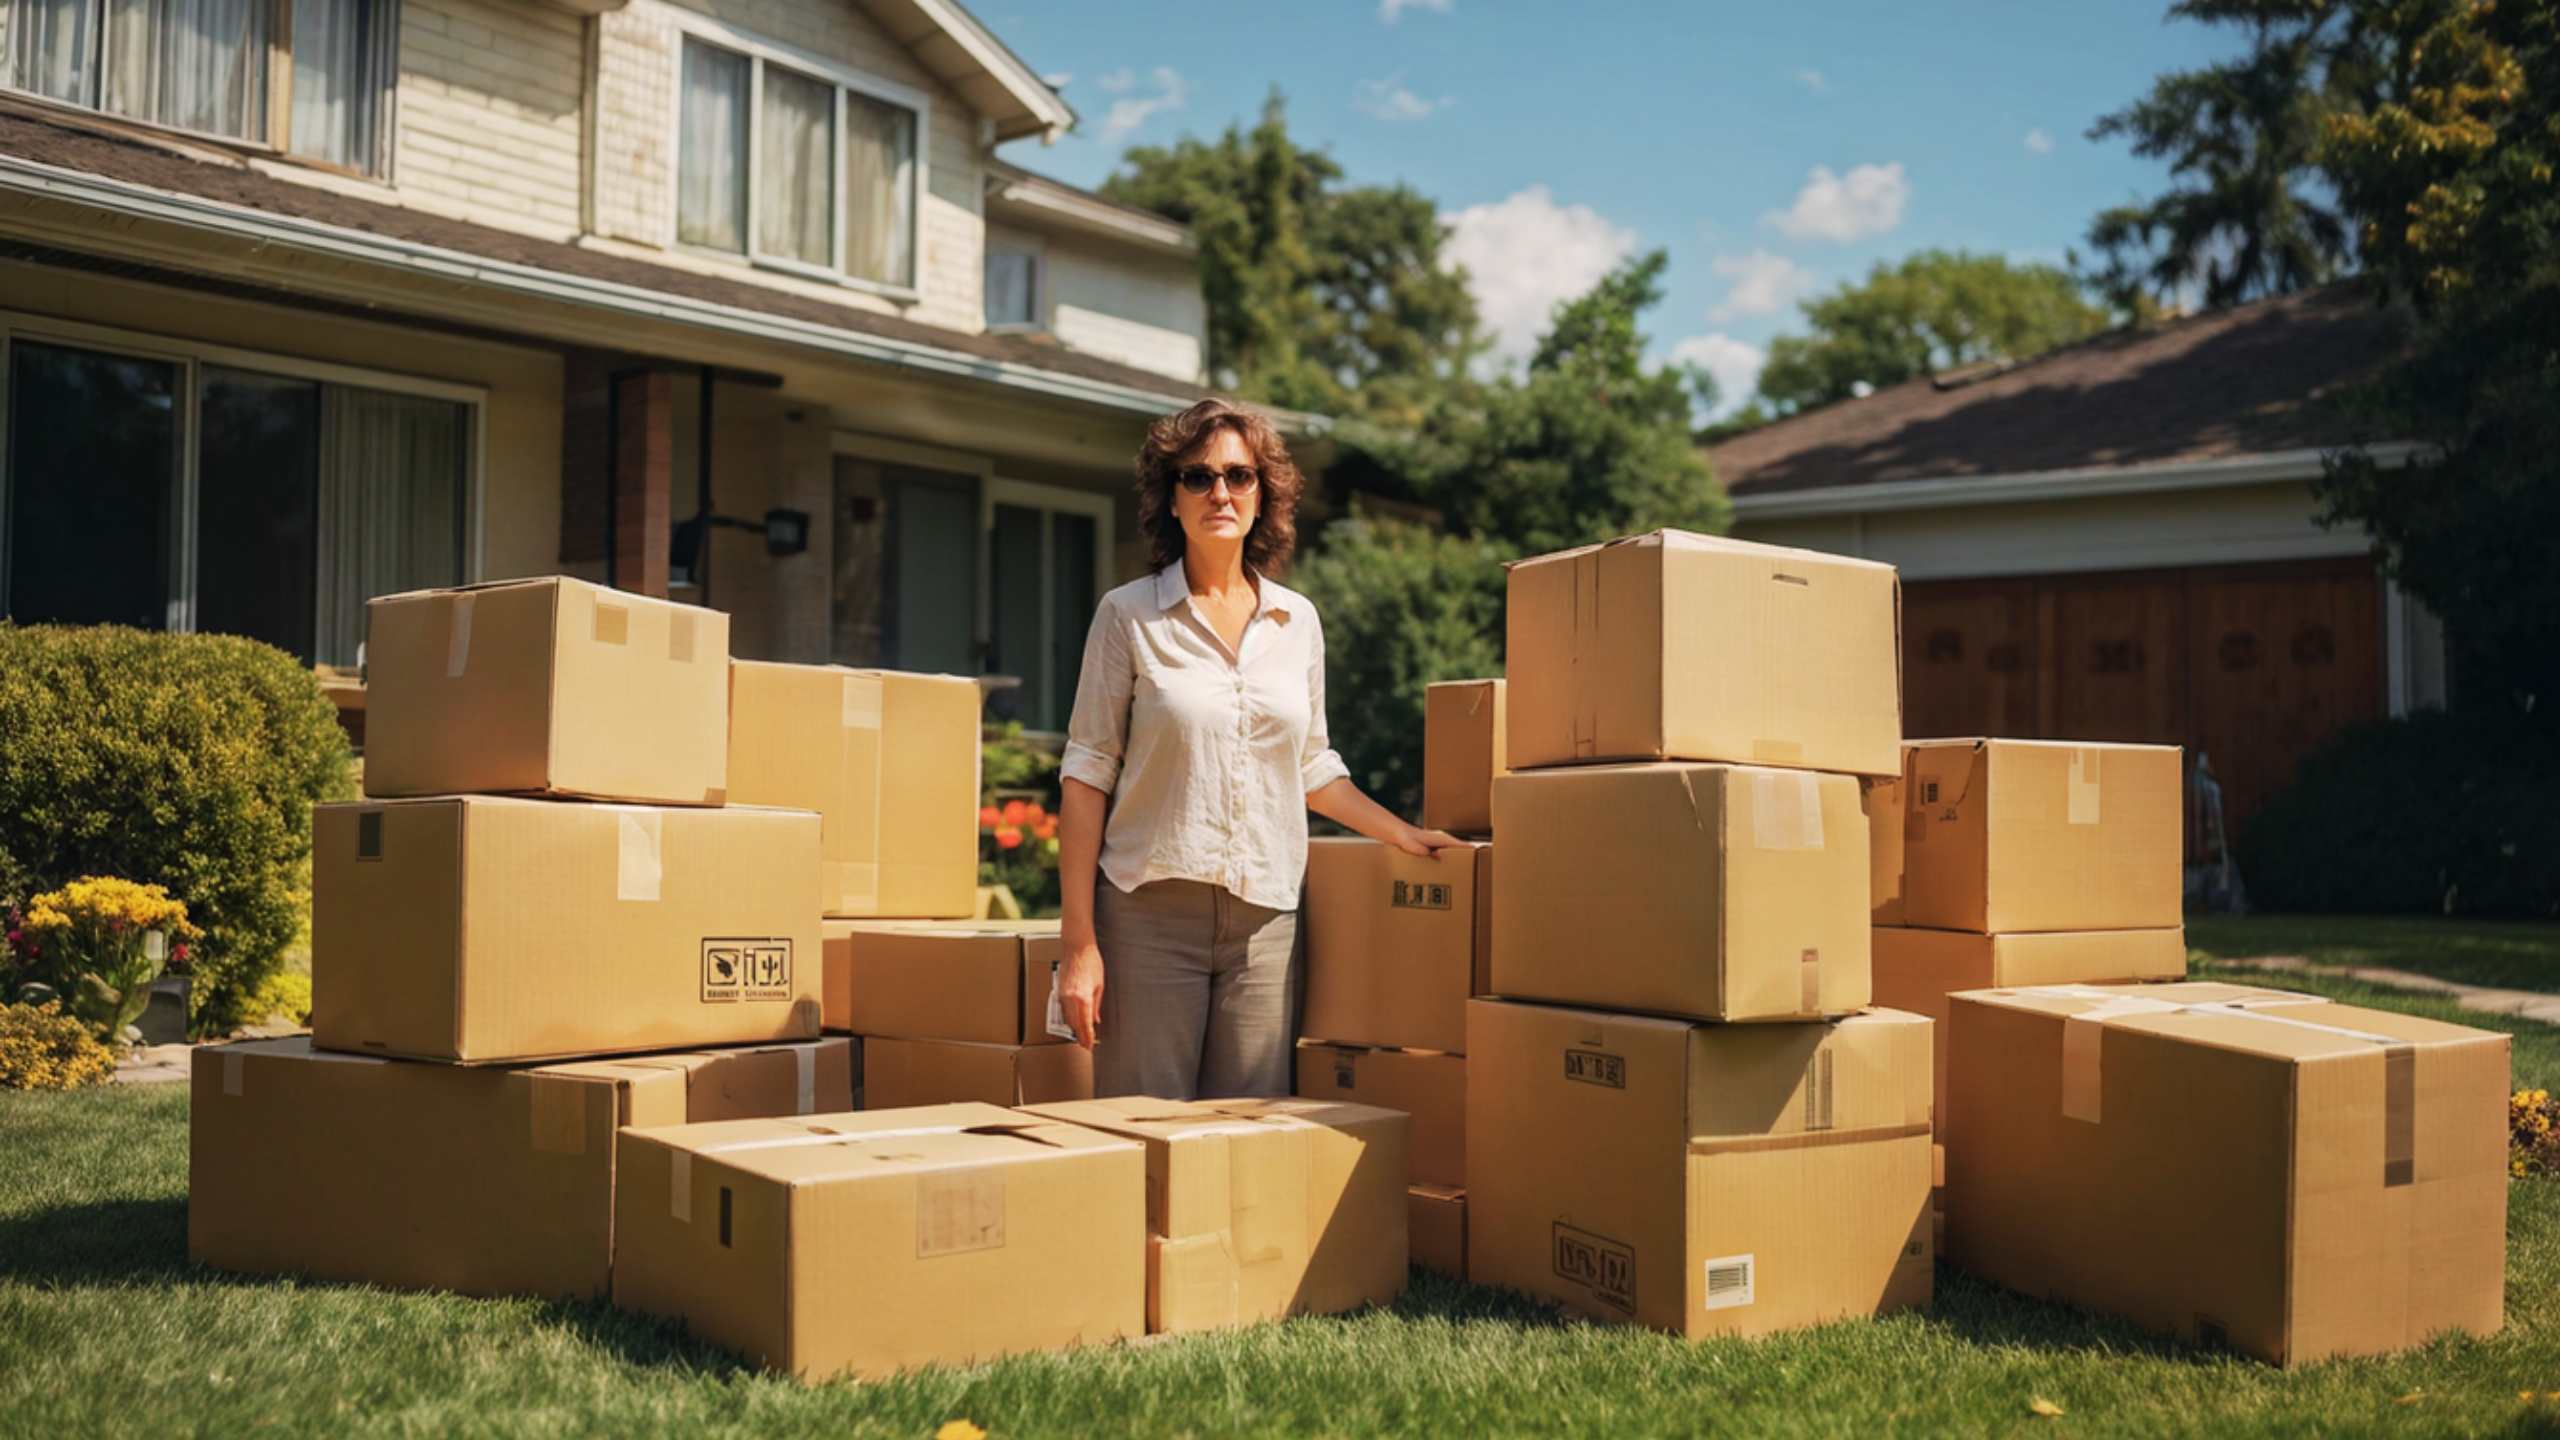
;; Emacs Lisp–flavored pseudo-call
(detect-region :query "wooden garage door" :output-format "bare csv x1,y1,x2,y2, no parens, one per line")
1903,558,2384,840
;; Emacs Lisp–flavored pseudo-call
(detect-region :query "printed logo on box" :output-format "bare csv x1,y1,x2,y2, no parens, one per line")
1563,1048,1625,1089
1333,1054,1356,1089
701,938,793,1003
1390,879,1452,911
1553,1223,1635,1313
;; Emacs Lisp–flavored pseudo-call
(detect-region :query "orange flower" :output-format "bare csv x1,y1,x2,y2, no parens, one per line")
1034,818,1059,842
977,805,1001,829
1024,801,1047,824
994,825,1024,850
1001,799,1030,826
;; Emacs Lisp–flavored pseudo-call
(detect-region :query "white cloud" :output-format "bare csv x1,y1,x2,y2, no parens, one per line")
2024,127,2054,155
1796,68,1827,93
1379,0,1452,21
1708,250,1815,322
1098,67,1185,142
1096,67,1135,94
1671,333,1766,419
1441,185,1639,364
1764,162,1909,243
1355,75,1450,122
1041,71,1071,90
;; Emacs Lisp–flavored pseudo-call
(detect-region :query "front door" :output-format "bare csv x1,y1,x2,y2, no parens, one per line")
885,466,980,673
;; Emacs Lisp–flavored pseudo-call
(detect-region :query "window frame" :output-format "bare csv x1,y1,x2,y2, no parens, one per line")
982,229,1045,332
661,5,930,301
0,0,402,180
0,308,485,646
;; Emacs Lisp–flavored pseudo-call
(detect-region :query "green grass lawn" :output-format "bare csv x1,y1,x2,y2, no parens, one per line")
2190,914,2560,994
5,967,2558,1437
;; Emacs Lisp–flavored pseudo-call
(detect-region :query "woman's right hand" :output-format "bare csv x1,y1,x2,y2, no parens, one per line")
1057,938,1105,1050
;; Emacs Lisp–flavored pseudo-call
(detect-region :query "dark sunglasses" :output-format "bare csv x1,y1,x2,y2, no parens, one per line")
1174,464,1262,496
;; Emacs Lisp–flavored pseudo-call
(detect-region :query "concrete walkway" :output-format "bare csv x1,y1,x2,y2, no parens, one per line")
115,1021,305,1085
2215,955,2560,1026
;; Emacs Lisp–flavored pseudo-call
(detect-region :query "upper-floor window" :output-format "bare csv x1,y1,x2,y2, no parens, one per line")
675,31,920,293
985,238,1038,328
1,0,397,175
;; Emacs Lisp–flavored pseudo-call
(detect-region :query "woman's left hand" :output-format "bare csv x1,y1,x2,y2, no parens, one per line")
1391,823,1469,858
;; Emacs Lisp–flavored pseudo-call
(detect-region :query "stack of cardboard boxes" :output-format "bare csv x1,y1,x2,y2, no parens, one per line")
1466,531,1937,1338
834,919,1091,1106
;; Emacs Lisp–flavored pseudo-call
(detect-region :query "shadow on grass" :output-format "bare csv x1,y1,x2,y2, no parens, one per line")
0,1196,192,1286
527,1295,766,1379
1922,1264,2228,1366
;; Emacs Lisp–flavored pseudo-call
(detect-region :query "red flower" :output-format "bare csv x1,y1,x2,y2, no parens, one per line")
978,805,1001,829
173,943,191,962
994,825,1024,850
1000,799,1030,827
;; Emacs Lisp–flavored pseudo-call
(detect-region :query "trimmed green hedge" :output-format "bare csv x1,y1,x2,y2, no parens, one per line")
0,625,355,1036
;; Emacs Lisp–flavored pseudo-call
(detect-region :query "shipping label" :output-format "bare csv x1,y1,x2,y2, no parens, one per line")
701,937,793,1003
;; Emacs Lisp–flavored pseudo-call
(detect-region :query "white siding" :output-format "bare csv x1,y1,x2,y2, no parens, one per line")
1026,229,1207,383
394,0,588,237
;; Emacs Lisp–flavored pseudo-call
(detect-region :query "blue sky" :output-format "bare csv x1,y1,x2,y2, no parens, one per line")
986,1,2241,415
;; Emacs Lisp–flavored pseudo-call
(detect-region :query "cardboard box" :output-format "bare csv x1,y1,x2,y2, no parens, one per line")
1303,838,1492,1053
312,796,822,1063
1410,1184,1466,1277
1866,774,1907,926
1945,981,2508,1365
728,661,981,918
1024,1096,1408,1333
364,577,729,805
188,1036,851,1298
1467,998,1934,1337
838,920,1065,1046
1424,680,1506,835
613,1104,1145,1380
1903,739,2183,933
821,920,858,1032
1873,925,2187,1134
1505,531,1901,777
862,1036,1090,1109
1492,763,1870,1022
1293,1042,1466,1188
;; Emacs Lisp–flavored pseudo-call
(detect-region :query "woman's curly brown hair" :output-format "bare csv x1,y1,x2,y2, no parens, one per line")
1134,399,1302,575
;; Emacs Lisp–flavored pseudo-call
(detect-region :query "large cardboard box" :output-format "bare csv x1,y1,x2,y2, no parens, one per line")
1410,1184,1466,1277
1492,763,1870,1022
1024,1096,1408,1334
1865,774,1907,926
863,1036,1090,1109
1872,925,2187,1134
821,920,858,1032
1505,531,1901,777
728,661,981,918
1945,981,2508,1365
1303,838,1492,1053
1423,679,1506,835
1467,998,1934,1337
614,1104,1145,1380
1903,739,2183,933
1293,1042,1466,1188
364,577,729,805
839,920,1065,1046
312,796,822,1063
189,1036,851,1298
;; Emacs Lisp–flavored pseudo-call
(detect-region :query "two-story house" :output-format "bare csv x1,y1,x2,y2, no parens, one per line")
0,0,1279,730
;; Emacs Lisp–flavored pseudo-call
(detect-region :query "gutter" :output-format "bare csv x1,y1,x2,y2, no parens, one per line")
1726,443,2428,521
0,151,1331,435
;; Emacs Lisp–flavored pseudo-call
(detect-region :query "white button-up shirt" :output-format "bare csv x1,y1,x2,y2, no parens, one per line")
1061,561,1350,911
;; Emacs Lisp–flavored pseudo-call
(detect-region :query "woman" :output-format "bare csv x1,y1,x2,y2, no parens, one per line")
1054,398,1466,1100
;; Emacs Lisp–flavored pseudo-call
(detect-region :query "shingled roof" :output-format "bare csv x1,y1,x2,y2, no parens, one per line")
1707,283,2408,499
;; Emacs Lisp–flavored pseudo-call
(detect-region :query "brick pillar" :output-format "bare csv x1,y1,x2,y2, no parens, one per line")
612,370,672,598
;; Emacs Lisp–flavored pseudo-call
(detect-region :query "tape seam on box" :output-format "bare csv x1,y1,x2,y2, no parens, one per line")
2067,747,2102,826
1799,950,1821,1015
669,1151,691,1222
222,1050,244,1097
1751,771,1824,851
793,1046,815,1114
614,809,664,902
669,612,695,664
445,593,473,678
842,674,886,911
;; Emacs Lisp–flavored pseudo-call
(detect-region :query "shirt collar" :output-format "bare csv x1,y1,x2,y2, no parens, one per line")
1152,561,1296,621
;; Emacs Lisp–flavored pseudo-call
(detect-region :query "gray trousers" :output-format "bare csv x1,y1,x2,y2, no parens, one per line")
1091,878,1299,1101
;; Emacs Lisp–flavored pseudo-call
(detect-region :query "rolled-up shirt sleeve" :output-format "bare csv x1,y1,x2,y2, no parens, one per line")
1299,611,1350,794
1060,599,1133,794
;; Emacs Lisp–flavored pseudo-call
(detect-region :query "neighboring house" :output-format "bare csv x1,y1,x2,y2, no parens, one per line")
0,0,1283,733
1710,284,2444,836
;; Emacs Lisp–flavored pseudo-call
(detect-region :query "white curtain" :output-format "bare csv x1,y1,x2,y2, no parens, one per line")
985,246,1036,325
757,65,833,265
290,0,387,172
843,90,915,287
677,39,748,253
315,385,466,668
104,0,266,140
5,0,97,104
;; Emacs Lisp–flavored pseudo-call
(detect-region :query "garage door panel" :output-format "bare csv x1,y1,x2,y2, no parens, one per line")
1903,579,2037,739
2187,564,2383,827
2045,573,2188,746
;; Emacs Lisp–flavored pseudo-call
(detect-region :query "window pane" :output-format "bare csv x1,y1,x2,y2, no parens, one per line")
4,339,177,630
842,89,915,287
5,0,98,104
757,64,833,266
290,0,389,173
197,367,321,661
986,501,1042,724
677,39,748,253
985,247,1036,326
104,0,268,140
314,385,466,668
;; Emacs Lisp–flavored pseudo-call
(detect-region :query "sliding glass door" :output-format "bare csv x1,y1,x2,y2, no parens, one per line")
4,339,180,630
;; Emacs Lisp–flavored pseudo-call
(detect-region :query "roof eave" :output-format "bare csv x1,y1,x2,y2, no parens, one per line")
1725,443,2429,520
860,0,1074,145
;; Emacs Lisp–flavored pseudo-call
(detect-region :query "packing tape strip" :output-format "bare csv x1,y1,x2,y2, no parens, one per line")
1801,1047,1834,1131
843,674,886,910
669,1151,691,1222
1571,550,1599,755
2068,747,2102,826
1751,770,1825,851
445,592,473,678
529,1075,587,1156
837,864,880,914
614,809,664,902
222,1050,244,1097
792,1046,815,1114
1799,950,1822,1015
668,611,695,664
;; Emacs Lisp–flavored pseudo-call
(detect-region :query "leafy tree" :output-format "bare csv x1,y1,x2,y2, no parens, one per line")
1102,93,1481,422
1753,250,2109,414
